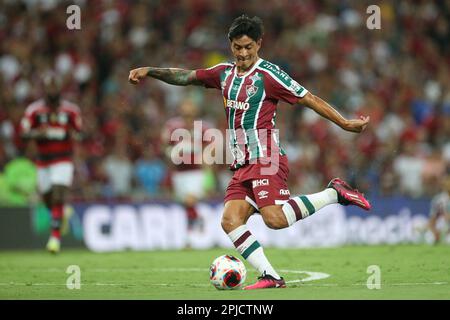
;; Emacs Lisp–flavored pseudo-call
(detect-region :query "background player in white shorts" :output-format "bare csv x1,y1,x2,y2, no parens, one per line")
161,99,211,231
21,73,82,253
428,175,450,244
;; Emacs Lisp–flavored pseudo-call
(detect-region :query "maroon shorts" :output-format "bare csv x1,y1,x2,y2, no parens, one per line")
224,155,291,210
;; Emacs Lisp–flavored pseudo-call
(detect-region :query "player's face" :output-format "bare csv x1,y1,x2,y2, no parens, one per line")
44,77,61,108
46,87,60,107
231,35,261,71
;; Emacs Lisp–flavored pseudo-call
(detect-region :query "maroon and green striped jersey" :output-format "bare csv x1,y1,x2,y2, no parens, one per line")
196,58,308,170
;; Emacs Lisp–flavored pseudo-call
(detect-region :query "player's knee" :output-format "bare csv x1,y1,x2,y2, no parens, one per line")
51,194,63,206
221,200,255,233
221,215,242,233
51,186,66,206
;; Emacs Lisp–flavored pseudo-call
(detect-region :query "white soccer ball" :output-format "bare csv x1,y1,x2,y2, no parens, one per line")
209,255,246,290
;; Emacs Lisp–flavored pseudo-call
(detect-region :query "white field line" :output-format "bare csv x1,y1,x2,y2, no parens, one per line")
0,282,448,288
0,268,448,288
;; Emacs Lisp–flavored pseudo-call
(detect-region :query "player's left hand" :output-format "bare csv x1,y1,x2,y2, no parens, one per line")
342,116,370,133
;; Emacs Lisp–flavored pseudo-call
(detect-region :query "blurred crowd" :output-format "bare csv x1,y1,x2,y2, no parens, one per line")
0,0,449,204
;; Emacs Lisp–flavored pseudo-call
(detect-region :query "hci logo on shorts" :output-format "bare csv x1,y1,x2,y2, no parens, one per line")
253,179,269,188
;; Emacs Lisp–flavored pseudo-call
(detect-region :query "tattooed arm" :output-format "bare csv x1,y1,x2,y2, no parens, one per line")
128,67,202,86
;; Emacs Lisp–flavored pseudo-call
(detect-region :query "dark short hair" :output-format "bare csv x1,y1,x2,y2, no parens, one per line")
228,14,264,42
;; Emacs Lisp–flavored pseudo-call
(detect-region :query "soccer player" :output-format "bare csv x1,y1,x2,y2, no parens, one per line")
21,73,82,253
161,99,211,232
129,15,371,289
428,175,450,244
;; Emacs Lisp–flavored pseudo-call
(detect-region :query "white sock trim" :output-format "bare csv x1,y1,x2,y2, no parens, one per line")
227,225,247,242
282,202,297,226
293,197,310,218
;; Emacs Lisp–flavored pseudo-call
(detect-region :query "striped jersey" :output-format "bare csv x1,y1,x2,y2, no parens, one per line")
21,99,82,167
196,58,308,170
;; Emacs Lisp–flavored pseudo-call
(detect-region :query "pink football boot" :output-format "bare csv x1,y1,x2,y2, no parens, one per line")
327,178,371,211
244,273,286,290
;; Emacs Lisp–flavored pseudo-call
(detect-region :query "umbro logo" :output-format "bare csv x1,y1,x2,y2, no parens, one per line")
258,190,269,199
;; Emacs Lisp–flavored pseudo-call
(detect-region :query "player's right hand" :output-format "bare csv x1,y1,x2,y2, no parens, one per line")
128,67,150,84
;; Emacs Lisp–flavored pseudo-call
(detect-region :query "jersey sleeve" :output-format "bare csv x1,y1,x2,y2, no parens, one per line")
63,101,82,132
20,105,38,134
264,69,308,105
20,115,33,134
195,63,230,89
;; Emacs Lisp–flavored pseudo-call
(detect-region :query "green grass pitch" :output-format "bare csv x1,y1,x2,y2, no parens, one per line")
0,245,449,299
